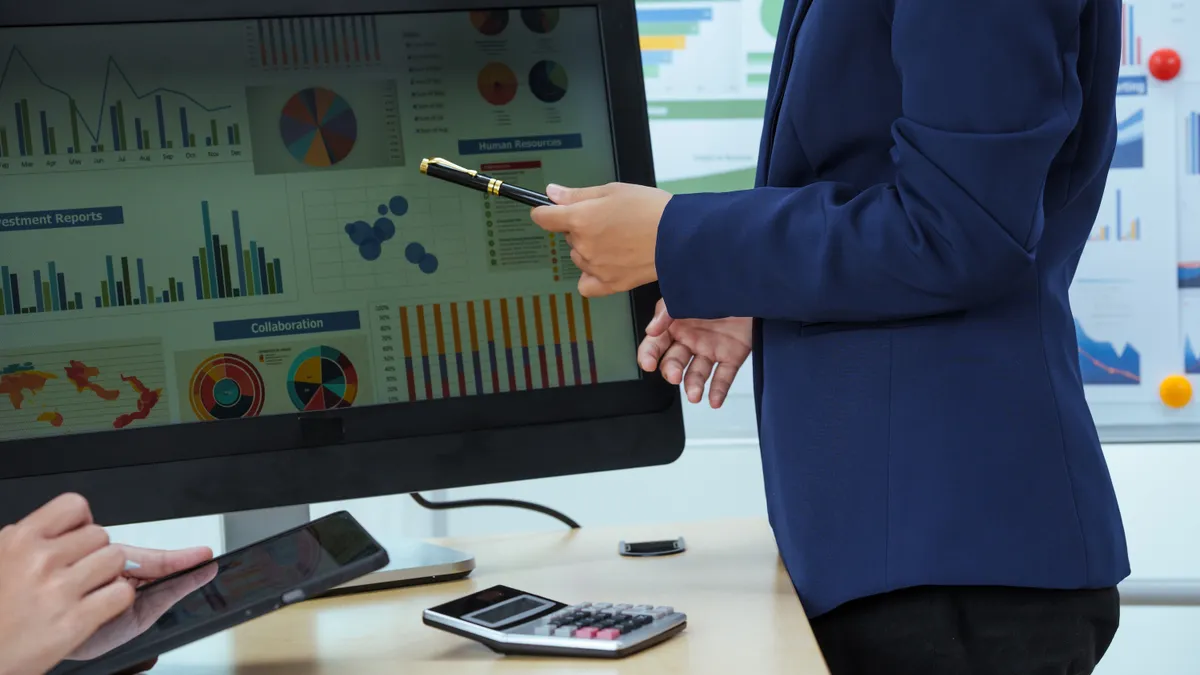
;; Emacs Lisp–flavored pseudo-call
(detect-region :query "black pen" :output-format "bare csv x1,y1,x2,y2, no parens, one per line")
419,157,555,207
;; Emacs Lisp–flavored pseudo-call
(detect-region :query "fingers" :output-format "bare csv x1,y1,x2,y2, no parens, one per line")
21,492,94,538
709,362,741,409
683,356,715,404
577,274,615,298
68,544,127,597
645,299,673,337
529,204,572,233
638,331,673,372
136,562,218,625
546,183,613,205
119,545,214,581
660,342,693,385
530,183,615,233
74,577,136,639
569,248,590,274
53,524,110,567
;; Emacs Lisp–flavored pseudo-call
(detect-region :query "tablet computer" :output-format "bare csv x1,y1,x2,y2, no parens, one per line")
49,510,389,674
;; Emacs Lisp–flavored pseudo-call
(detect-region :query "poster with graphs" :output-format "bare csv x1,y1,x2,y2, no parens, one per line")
636,0,782,194
633,0,1200,433
1069,0,1200,432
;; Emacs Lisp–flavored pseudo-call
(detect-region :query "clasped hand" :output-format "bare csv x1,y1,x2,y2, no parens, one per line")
638,299,752,408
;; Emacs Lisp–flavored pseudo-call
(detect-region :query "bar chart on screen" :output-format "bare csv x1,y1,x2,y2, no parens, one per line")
371,292,603,403
244,15,386,71
0,47,250,176
0,199,292,321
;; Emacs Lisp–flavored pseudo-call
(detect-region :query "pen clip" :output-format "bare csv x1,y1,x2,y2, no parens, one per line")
421,157,477,176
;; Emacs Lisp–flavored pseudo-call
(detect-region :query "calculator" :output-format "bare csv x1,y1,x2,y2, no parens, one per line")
423,585,687,658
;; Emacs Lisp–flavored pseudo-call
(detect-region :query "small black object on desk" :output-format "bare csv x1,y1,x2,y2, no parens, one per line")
420,157,555,207
619,537,686,557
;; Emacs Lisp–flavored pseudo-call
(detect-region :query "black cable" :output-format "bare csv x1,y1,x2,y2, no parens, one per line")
409,492,581,529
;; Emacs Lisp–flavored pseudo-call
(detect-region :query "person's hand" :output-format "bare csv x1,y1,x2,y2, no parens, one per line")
638,299,752,408
530,182,672,297
0,493,135,675
68,545,215,661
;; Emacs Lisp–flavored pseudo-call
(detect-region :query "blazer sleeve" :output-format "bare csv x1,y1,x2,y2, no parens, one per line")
654,0,1083,322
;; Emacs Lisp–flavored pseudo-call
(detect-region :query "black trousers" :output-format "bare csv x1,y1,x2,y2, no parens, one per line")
809,585,1120,675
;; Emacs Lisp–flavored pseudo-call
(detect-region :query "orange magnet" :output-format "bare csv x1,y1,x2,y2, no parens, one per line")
1159,374,1192,409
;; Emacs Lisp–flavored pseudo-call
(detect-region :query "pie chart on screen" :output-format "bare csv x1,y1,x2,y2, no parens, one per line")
470,10,509,36
287,346,359,411
529,61,569,103
279,87,358,168
520,8,560,33
478,62,519,106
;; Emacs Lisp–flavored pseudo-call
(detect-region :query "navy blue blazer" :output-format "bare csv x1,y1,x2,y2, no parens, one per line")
655,0,1131,617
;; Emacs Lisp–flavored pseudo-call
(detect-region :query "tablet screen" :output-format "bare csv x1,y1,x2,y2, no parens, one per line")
50,511,385,674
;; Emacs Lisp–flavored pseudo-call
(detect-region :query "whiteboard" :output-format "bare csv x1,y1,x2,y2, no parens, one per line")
635,0,1200,443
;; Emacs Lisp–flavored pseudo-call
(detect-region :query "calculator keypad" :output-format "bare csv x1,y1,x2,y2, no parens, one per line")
532,602,668,641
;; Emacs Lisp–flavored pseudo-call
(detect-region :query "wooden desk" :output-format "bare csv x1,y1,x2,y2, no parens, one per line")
158,518,830,674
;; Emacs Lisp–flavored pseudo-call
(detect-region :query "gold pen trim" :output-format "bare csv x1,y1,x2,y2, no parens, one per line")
420,157,478,176
487,178,504,196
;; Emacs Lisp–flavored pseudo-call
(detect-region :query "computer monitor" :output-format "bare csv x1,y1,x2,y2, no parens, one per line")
0,0,683,578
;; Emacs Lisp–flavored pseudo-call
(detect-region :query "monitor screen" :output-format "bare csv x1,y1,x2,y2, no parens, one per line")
0,7,639,444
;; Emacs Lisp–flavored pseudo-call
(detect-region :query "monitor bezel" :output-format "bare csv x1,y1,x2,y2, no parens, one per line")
0,0,685,526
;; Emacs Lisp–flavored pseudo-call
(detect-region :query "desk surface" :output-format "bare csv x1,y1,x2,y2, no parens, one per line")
159,518,829,674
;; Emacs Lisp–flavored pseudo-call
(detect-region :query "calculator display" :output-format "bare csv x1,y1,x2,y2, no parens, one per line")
463,594,553,627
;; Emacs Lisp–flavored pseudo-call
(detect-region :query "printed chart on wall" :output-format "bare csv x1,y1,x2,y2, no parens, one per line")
1072,58,1178,421
0,340,169,441
635,0,781,194
1179,82,1200,400
175,315,374,421
1067,0,1200,432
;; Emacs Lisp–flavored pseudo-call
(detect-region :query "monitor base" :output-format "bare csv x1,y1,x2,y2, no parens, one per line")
220,504,475,598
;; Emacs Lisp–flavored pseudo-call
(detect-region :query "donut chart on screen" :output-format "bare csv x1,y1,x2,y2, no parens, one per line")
477,62,519,106
279,87,358,167
287,346,359,411
189,354,266,421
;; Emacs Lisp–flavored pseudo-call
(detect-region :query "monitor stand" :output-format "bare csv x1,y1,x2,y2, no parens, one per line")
221,504,476,597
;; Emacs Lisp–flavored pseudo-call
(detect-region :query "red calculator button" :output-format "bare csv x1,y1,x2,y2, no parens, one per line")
574,627,598,639
596,628,621,640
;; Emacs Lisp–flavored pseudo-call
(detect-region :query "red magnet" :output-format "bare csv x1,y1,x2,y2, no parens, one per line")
1148,48,1182,82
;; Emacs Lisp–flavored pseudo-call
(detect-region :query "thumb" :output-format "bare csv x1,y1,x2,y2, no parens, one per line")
645,301,674,337
120,545,214,580
547,183,612,205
